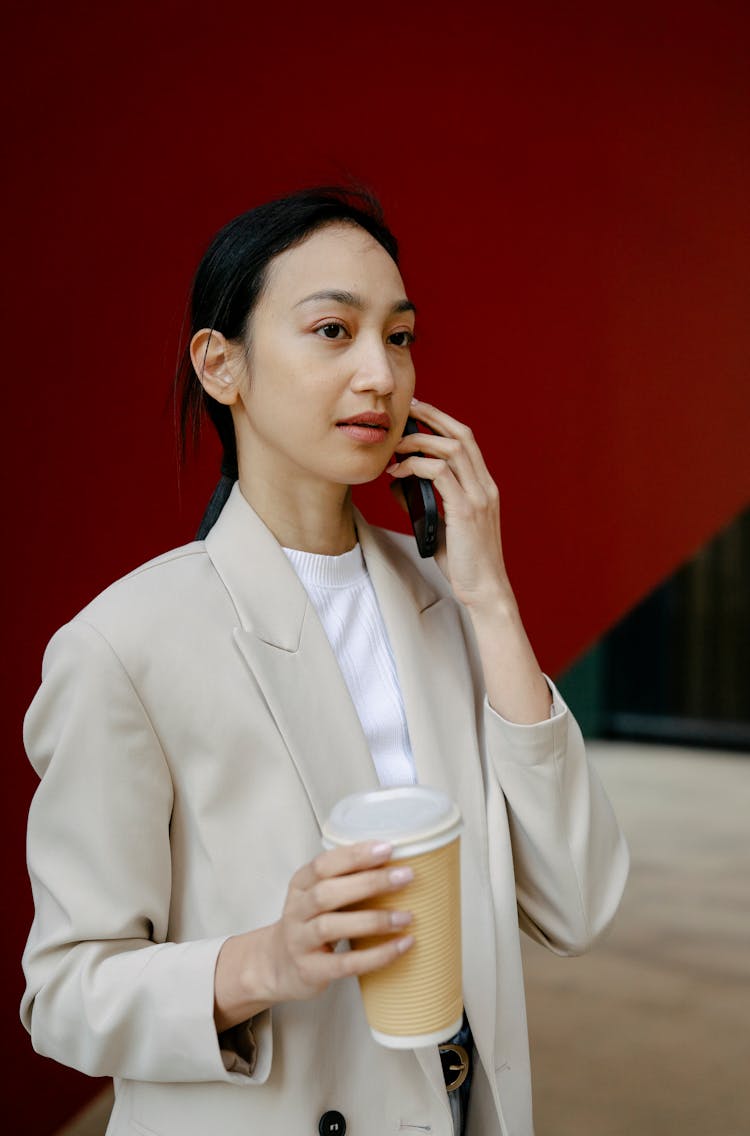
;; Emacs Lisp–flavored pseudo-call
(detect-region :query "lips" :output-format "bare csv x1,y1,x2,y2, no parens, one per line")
336,411,391,429
335,411,392,446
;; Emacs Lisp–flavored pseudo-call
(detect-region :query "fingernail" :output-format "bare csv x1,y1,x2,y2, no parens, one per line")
390,910,413,928
370,842,393,858
397,934,414,953
389,867,414,886
385,463,398,475
411,396,419,404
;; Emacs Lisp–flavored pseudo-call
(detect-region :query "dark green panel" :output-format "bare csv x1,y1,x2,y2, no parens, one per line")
556,507,750,749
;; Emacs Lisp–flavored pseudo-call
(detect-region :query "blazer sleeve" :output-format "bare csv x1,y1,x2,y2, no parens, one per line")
20,617,272,1085
482,678,629,955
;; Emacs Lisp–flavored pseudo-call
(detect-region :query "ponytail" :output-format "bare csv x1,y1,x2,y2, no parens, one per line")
196,450,238,540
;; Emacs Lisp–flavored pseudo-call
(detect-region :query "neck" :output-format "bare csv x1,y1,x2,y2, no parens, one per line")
237,463,357,556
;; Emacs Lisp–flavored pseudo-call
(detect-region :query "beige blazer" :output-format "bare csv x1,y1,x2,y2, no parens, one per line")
21,484,628,1136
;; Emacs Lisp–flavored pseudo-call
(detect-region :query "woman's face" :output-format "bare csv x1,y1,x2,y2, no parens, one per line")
230,222,416,491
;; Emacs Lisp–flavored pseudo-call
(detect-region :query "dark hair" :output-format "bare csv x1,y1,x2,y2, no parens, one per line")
175,185,400,537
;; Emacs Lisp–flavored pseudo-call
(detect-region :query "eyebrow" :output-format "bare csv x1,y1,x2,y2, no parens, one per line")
295,289,417,315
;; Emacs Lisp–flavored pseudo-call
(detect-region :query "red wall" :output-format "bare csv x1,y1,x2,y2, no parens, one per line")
3,2,748,1130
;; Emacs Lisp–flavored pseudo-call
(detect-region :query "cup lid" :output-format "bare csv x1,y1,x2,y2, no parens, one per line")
321,786,461,849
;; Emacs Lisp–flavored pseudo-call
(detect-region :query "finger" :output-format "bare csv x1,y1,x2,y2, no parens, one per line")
308,906,413,949
387,456,468,509
393,432,481,495
408,397,472,440
410,398,495,485
291,841,393,894
300,863,415,922
387,455,450,482
391,457,495,535
331,934,415,979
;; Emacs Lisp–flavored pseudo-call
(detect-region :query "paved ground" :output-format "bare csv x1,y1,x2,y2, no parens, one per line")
523,742,750,1136
56,742,750,1136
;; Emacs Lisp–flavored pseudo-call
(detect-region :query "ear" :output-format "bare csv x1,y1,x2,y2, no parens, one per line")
190,328,244,405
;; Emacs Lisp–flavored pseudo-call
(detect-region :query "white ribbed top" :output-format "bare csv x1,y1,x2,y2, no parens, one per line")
282,543,417,787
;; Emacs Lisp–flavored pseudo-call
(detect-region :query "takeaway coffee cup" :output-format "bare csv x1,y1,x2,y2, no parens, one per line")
322,785,463,1048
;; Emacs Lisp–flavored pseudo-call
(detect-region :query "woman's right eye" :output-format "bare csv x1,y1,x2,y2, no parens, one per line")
315,322,349,340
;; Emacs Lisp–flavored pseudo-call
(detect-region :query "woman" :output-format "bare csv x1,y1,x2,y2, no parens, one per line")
21,187,629,1136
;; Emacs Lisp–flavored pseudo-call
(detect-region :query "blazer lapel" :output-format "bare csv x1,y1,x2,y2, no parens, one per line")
355,514,499,1071
205,485,378,831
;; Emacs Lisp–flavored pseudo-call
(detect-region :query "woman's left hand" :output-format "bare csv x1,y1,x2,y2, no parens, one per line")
387,398,512,611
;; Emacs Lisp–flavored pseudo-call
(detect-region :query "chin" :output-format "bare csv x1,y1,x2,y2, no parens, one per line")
338,457,391,487
345,471,386,488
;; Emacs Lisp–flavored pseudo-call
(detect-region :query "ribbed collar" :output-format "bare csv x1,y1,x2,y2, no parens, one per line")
282,542,367,589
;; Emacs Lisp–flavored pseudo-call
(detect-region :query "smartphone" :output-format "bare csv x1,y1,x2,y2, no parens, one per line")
397,417,439,558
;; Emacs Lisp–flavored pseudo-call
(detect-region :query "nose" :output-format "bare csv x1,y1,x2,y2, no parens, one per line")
349,335,396,396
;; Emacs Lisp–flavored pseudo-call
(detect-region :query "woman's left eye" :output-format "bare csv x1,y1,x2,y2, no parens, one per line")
388,330,416,347
316,322,349,340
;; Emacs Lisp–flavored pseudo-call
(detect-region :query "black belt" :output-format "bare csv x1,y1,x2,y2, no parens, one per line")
438,1012,473,1093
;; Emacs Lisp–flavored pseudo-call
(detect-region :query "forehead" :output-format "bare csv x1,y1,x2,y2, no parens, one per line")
262,222,406,303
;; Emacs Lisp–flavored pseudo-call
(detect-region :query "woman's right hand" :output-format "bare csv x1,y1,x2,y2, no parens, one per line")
214,841,414,1032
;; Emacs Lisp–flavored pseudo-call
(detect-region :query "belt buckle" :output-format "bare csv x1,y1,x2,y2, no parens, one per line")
438,1042,469,1092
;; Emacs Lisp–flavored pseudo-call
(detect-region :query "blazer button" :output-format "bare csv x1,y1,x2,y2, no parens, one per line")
319,1110,347,1135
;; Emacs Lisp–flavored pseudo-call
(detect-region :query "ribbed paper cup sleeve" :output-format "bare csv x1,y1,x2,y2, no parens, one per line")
322,786,463,1048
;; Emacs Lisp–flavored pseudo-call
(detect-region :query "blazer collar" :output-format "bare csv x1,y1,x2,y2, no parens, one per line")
204,482,440,646
204,483,310,650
